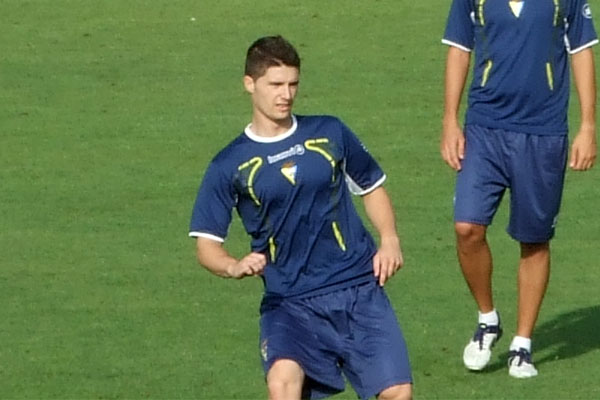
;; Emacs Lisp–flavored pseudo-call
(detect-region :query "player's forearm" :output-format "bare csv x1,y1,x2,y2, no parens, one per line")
362,187,399,243
572,48,597,134
443,46,471,127
196,237,239,278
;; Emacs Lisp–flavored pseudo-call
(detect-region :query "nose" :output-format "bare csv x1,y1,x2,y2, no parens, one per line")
281,84,292,100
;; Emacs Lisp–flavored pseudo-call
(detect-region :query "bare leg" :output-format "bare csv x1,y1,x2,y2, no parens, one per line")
455,222,494,312
266,359,305,400
516,242,550,338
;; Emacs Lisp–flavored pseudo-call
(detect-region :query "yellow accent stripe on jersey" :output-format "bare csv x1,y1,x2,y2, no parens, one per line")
305,138,336,182
481,60,493,87
478,0,487,25
269,236,276,262
546,62,554,90
238,156,263,206
553,0,559,26
332,221,347,251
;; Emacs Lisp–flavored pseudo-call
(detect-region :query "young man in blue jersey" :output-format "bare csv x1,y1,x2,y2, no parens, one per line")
440,0,597,378
189,35,412,399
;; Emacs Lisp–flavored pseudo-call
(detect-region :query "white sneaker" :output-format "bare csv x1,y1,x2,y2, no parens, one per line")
463,322,503,371
508,348,538,378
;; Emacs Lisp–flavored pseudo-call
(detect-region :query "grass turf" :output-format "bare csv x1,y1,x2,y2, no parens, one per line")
1,1,599,398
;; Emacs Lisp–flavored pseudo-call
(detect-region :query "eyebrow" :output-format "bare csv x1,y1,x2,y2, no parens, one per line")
268,80,299,85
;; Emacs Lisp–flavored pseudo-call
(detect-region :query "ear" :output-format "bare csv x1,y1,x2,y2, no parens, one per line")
243,75,255,94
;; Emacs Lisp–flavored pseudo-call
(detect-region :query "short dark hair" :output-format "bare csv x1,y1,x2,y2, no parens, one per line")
244,35,301,79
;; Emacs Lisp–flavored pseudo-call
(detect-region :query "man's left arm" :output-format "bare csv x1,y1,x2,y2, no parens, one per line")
570,47,597,171
362,186,404,286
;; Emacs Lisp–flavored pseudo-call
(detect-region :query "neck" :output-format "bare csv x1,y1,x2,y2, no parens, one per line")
250,115,294,137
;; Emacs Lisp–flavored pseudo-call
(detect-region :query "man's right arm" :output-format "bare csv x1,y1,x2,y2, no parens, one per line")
440,46,471,171
196,237,266,279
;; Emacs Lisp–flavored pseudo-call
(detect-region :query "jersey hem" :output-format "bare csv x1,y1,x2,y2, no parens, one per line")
263,272,375,302
465,114,568,136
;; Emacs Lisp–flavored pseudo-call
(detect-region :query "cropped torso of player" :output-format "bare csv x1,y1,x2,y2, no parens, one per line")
190,115,383,299
468,0,569,133
444,0,598,134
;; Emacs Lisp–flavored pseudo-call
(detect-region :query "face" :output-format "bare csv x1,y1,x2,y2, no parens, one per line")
244,65,299,125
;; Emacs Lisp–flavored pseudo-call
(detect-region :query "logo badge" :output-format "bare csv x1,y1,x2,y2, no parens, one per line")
583,4,593,19
509,1,524,18
280,161,297,185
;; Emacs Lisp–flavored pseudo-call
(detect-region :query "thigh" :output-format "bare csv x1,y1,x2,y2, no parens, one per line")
507,134,568,243
454,125,508,225
259,299,345,399
341,283,412,400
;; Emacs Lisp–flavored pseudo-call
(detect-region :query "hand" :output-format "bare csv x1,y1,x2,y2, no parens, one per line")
373,237,404,287
228,252,267,279
570,128,597,171
440,122,465,171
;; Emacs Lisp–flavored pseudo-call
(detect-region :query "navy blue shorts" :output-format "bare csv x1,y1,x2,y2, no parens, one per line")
455,125,568,243
259,281,412,400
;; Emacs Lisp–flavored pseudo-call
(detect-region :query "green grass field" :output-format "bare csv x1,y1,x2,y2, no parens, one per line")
1,1,599,398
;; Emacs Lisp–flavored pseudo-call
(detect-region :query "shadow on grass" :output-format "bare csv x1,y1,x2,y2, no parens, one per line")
534,305,600,365
485,305,600,372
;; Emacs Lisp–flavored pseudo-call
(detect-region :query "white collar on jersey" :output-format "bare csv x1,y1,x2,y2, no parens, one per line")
244,115,298,143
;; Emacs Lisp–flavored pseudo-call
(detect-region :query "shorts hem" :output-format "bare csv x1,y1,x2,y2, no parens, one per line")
454,217,491,226
263,356,345,398
507,229,554,244
360,377,413,400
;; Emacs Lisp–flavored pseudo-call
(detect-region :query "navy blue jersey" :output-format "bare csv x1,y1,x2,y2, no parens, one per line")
189,115,385,299
443,0,598,135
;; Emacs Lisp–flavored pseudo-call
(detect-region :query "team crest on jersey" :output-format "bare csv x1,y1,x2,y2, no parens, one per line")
260,339,268,361
509,1,524,18
281,161,297,185
583,4,592,19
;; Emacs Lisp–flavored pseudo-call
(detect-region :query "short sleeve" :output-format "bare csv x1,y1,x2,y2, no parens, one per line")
566,0,598,54
442,0,475,52
340,122,386,196
189,160,236,241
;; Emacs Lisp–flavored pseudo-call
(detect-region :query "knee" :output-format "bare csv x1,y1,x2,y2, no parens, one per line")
267,360,304,400
455,222,486,244
268,380,302,400
378,383,412,400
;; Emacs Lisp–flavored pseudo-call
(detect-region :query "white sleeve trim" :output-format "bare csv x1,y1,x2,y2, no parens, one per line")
569,39,599,54
345,174,387,196
441,39,472,52
188,232,225,243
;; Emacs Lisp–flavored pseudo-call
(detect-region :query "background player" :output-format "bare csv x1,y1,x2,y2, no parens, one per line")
189,35,412,399
440,0,597,378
